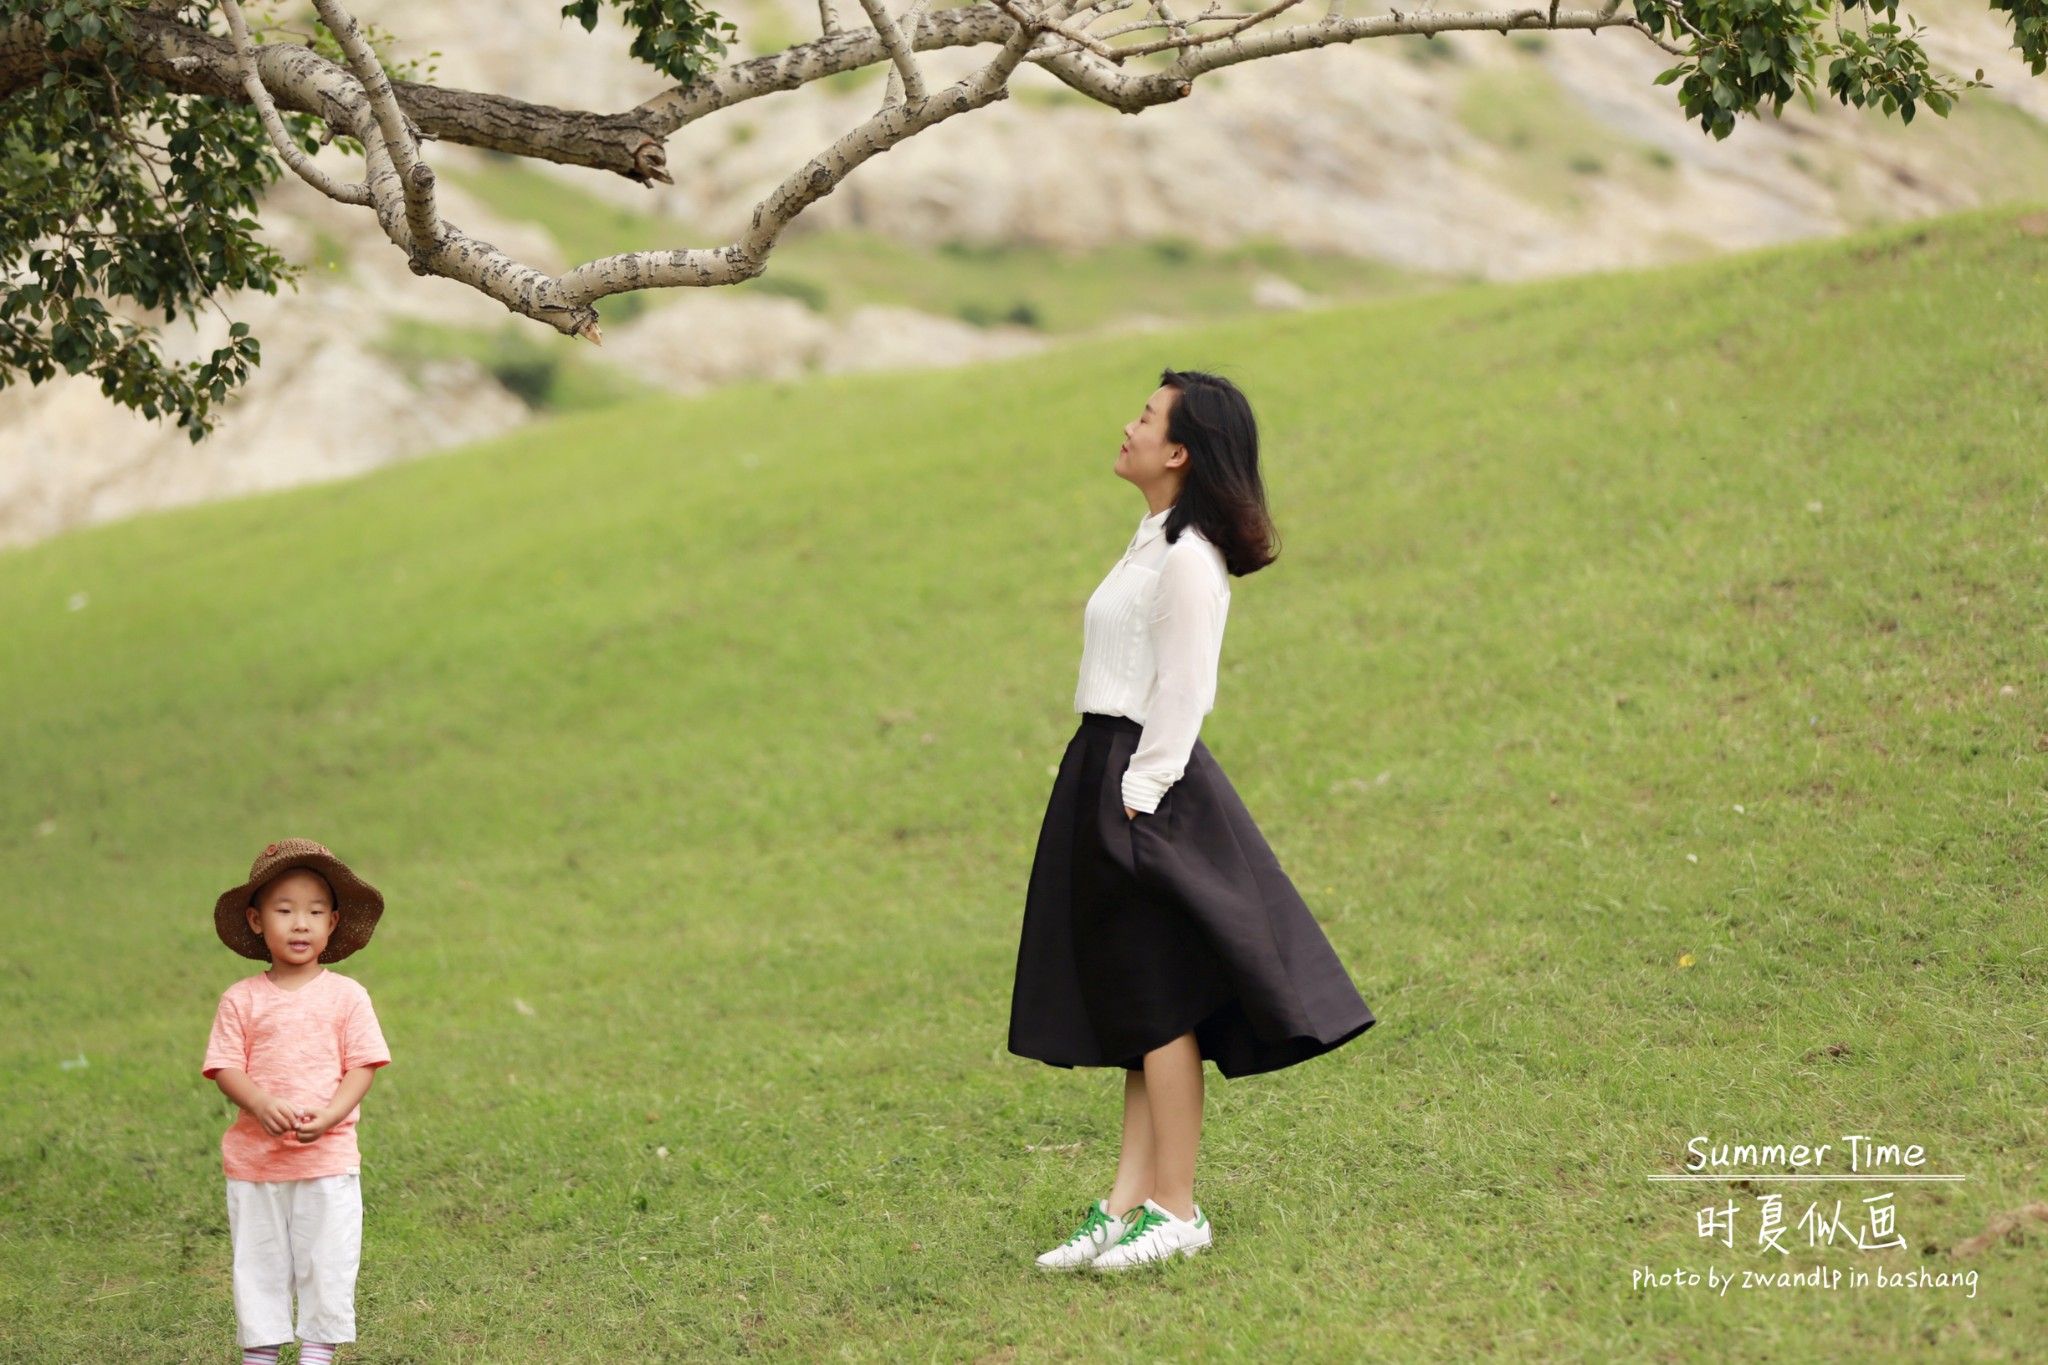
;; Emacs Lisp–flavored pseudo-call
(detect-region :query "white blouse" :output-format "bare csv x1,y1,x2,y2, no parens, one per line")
1073,502,1232,813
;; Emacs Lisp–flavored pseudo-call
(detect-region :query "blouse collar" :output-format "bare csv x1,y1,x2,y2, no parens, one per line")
1130,502,1174,552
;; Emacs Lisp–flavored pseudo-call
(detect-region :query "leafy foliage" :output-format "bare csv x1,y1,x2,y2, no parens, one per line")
559,0,740,85
1639,0,1982,138
1984,0,2048,73
1824,11,1955,123
0,0,289,439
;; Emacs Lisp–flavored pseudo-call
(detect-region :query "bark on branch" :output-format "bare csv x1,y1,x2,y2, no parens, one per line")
218,0,369,205
0,1,1663,336
3,4,1648,182
0,10,677,184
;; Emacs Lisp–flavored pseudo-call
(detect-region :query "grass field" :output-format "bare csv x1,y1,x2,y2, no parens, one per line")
1,200,2044,1361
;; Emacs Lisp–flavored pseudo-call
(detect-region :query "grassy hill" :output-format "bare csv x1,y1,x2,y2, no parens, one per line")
1,200,2043,1360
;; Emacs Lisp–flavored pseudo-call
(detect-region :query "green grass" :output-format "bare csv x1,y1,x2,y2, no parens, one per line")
449,155,690,270
1455,62,1680,215
375,317,650,415
758,229,1426,333
731,0,800,60
2,201,2045,1360
303,227,353,279
1396,30,1466,67
1011,70,1098,109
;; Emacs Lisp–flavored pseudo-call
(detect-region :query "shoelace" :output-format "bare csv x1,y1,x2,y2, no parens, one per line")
1112,1205,1169,1247
1066,1204,1114,1247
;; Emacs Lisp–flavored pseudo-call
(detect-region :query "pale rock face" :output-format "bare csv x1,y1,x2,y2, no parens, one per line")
4,0,2043,548
603,291,837,394
0,279,530,550
601,294,1044,394
817,306,1044,376
1251,273,1312,311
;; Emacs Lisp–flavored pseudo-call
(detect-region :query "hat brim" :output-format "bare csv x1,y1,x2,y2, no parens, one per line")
215,853,384,963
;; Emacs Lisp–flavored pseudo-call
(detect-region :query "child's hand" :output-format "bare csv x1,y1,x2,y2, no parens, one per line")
294,1109,336,1143
250,1093,304,1136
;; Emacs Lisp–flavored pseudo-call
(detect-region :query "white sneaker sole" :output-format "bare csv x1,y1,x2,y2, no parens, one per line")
1036,1255,1098,1272
1089,1238,1211,1271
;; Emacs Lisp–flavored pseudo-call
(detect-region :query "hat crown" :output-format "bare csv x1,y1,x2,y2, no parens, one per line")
250,837,333,877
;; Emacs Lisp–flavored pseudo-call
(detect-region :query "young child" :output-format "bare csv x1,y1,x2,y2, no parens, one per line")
203,839,391,1365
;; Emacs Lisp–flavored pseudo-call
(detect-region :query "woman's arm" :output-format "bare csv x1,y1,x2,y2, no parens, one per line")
1124,543,1228,816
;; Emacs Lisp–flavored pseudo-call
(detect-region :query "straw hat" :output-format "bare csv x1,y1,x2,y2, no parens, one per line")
214,838,385,963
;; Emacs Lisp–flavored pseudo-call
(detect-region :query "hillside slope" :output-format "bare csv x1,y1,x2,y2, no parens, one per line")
0,202,2042,1360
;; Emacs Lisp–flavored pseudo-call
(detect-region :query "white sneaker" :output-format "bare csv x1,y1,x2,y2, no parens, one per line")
1035,1198,1133,1271
1089,1198,1213,1270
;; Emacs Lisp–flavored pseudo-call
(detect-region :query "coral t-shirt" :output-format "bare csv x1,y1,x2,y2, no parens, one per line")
202,969,391,1181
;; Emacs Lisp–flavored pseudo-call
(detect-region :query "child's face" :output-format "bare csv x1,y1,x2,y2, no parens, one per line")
244,869,340,966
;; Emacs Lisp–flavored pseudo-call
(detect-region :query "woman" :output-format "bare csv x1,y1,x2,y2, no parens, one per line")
1008,367,1376,1272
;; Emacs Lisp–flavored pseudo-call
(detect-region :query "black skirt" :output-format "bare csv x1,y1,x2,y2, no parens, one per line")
1008,712,1376,1078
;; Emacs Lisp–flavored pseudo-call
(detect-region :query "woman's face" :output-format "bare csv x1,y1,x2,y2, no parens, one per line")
1117,384,1185,489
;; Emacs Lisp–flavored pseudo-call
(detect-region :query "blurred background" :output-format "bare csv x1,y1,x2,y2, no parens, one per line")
3,0,2045,547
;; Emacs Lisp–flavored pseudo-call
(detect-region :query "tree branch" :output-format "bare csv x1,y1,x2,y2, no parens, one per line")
991,0,1124,62
886,0,942,106
3,4,1654,184
217,0,369,206
0,11,676,184
556,15,1042,306
0,0,1728,347
859,0,929,105
309,0,440,248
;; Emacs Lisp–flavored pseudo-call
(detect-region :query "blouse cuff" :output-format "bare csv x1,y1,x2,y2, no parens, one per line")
1121,771,1169,814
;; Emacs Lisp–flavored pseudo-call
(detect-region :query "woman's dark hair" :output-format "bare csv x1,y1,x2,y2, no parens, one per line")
1156,367,1279,577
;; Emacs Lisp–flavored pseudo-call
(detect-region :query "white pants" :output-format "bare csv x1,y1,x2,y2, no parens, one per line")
224,1172,362,1347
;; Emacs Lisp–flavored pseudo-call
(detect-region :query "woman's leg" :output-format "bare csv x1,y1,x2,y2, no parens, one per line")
1141,1031,1204,1220
1105,1067,1154,1216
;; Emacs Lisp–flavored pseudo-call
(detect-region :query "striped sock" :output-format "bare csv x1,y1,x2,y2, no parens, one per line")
299,1345,337,1365
242,1348,279,1365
